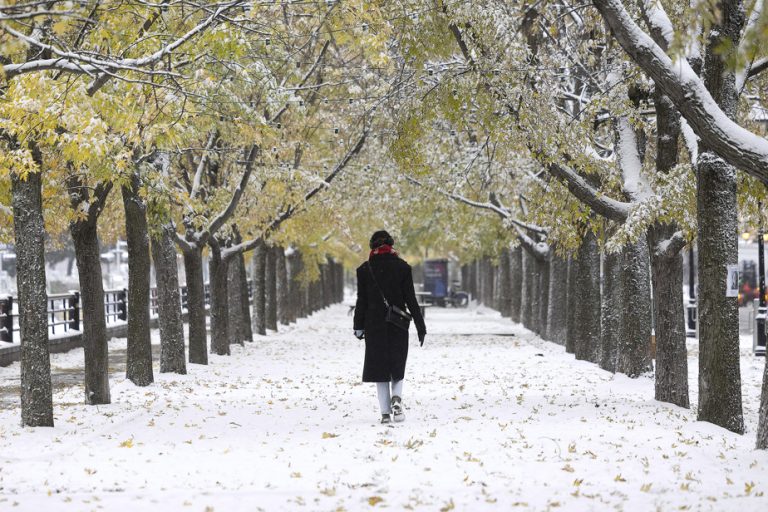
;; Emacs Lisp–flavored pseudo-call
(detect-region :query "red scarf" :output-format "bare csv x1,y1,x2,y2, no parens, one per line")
369,244,397,259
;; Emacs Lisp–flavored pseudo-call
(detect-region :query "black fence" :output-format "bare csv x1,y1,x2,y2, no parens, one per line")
0,281,246,345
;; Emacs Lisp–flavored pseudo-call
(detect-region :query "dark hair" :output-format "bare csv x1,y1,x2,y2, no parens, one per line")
369,230,394,249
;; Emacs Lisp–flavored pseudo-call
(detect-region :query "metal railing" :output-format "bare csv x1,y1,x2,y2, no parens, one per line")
0,280,249,344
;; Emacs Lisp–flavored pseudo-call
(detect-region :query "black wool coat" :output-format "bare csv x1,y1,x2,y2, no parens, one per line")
353,253,426,382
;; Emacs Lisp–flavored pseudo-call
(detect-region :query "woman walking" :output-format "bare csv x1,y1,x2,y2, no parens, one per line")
353,230,427,424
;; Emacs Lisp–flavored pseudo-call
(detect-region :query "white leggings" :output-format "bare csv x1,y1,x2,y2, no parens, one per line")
376,380,403,414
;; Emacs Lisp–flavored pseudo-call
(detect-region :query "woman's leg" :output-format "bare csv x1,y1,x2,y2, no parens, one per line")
376,382,391,414
391,379,403,399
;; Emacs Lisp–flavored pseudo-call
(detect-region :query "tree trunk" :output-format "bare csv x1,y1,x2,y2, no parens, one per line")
521,251,534,329
510,246,523,323
122,175,153,386
277,247,289,325
616,239,653,377
649,229,689,407
208,240,230,356
238,250,253,341
537,257,550,338
251,239,267,335
566,256,576,354
151,224,186,374
11,171,54,426
226,250,245,345
600,250,622,373
695,0,744,434
182,247,208,364
758,353,768,448
286,250,299,323
547,254,568,345
696,151,743,432
71,218,111,404
572,230,601,363
498,250,511,317
266,245,278,330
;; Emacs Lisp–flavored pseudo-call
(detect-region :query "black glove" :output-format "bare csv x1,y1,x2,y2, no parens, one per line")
418,330,426,346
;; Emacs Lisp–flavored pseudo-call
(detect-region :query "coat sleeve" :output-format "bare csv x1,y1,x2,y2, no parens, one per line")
403,264,426,335
353,265,367,330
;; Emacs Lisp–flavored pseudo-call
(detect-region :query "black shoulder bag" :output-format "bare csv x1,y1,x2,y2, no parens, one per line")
367,262,412,332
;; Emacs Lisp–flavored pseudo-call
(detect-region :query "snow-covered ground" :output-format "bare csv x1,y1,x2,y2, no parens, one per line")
1,303,767,511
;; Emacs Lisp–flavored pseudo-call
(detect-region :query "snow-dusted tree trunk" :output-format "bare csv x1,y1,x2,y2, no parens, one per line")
12,170,53,426
546,254,568,345
237,251,253,341
265,245,278,331
649,91,689,407
286,250,300,323
566,257,576,354
68,178,111,405
758,356,768,448
537,258,550,339
695,0,744,434
510,246,523,323
226,251,245,346
572,230,601,363
600,250,622,373
251,239,267,335
182,246,208,364
616,240,653,377
277,247,289,324
122,173,154,386
520,251,534,330
498,249,512,317
151,224,186,374
208,240,230,356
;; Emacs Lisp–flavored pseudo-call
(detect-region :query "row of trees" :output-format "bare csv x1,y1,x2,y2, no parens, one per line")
3,0,768,451
382,0,768,450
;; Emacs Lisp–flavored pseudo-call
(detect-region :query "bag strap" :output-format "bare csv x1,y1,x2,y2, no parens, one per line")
366,261,390,308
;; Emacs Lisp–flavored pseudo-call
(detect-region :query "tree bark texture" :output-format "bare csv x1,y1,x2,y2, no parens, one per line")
151,224,186,374
266,245,278,330
182,247,208,364
572,230,601,363
122,175,154,386
566,256,576,354
546,255,568,345
286,250,300,323
600,250,622,373
695,0,745,434
238,250,253,340
758,352,768,448
251,239,267,336
277,248,289,324
510,246,523,323
616,240,653,377
208,241,231,356
226,251,245,345
71,216,111,404
650,236,689,407
520,251,534,330
537,257,550,339
498,250,511,317
12,171,54,426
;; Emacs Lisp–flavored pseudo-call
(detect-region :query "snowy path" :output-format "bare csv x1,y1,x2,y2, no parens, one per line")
1,304,768,511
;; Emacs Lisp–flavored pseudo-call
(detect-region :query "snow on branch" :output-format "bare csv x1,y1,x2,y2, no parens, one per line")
593,0,768,183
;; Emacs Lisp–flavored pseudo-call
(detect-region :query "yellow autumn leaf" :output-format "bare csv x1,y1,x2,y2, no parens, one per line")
119,439,133,448
368,496,384,506
322,432,339,439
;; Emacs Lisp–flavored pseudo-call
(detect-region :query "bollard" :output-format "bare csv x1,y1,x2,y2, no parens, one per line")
0,296,12,343
755,304,767,356
685,298,697,337
69,291,80,331
117,289,127,321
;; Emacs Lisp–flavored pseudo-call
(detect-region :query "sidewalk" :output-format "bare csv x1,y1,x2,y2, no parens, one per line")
0,304,767,511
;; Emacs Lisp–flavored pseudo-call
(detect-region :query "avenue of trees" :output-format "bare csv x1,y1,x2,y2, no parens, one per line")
2,0,768,450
